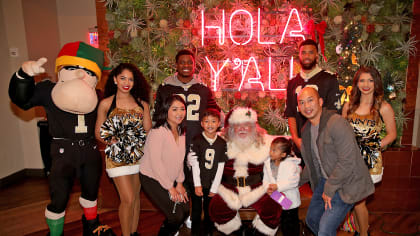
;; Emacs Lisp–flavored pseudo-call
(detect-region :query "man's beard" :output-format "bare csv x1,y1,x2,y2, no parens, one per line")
231,132,256,150
299,58,317,70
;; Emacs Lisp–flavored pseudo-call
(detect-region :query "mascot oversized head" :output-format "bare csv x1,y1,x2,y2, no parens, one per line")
52,41,105,114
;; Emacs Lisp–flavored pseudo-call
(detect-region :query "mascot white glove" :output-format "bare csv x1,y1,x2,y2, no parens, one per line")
22,57,47,76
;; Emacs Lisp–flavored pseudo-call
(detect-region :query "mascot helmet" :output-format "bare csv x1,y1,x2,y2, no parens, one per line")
55,41,105,80
228,107,258,125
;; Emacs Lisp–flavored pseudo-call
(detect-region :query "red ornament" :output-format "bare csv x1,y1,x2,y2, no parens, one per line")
234,91,241,99
108,31,115,38
361,16,367,24
366,24,375,33
153,93,157,100
191,28,198,36
183,19,191,28
269,19,277,26
276,93,285,100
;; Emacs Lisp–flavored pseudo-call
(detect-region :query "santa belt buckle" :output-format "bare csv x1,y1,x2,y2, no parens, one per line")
236,176,246,187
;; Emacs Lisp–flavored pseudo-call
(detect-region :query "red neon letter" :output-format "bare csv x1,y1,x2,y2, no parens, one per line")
201,10,225,46
257,8,275,45
229,9,253,45
205,56,230,91
280,8,305,44
289,56,294,79
238,57,264,91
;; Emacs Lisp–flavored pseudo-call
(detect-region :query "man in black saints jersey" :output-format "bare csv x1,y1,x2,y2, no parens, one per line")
153,49,220,198
187,109,227,236
285,39,340,151
9,42,114,236
209,107,283,236
153,49,220,151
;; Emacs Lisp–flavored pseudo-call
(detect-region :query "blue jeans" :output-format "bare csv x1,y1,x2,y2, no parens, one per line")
306,178,353,236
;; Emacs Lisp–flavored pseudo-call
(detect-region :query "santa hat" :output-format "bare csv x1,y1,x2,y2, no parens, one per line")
55,41,106,80
228,107,258,125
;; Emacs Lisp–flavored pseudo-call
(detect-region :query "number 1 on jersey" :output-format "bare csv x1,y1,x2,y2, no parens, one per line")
75,115,88,133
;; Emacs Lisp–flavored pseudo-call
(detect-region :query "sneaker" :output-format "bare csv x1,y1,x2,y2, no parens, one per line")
184,216,192,229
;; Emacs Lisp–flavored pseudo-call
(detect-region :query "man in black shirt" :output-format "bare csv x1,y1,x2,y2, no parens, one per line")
285,39,340,151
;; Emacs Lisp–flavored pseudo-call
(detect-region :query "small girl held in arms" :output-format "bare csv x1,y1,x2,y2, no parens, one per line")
267,137,301,236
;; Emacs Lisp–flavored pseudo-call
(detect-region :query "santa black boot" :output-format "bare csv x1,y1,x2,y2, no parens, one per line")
82,214,116,236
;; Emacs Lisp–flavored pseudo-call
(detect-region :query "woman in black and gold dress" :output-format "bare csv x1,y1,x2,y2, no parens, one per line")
95,63,152,236
342,66,396,236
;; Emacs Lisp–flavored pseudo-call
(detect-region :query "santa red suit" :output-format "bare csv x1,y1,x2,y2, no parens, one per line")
209,107,282,236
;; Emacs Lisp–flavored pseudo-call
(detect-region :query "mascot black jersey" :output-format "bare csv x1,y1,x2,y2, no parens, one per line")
10,69,97,139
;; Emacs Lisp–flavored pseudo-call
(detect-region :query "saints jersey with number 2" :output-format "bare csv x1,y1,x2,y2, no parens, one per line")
153,83,220,147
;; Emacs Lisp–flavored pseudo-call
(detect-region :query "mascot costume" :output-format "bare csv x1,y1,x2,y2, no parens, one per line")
9,41,115,236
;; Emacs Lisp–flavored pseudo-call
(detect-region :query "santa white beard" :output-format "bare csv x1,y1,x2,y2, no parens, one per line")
231,132,256,150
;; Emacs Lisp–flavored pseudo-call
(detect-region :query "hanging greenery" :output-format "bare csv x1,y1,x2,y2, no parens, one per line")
101,0,414,142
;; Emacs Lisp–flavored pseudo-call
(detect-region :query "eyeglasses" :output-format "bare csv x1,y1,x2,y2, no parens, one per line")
62,65,96,77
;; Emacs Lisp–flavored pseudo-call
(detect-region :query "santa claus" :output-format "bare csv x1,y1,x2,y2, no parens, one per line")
208,107,282,236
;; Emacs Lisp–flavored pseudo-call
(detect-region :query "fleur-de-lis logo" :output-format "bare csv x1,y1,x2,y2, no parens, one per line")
246,111,251,117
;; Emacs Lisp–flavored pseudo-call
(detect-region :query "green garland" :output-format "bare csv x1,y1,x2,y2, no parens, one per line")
102,0,414,142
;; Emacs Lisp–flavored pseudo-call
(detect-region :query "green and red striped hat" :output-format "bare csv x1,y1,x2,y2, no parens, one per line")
55,41,106,80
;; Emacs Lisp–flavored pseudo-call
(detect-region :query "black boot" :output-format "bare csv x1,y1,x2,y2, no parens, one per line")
251,228,268,236
46,233,63,236
157,220,179,236
82,215,116,236
230,225,249,236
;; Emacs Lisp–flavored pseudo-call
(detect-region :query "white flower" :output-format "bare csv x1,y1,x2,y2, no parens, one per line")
391,24,400,33
361,42,381,66
263,107,288,133
121,11,145,38
106,51,121,68
176,19,184,27
159,19,168,29
361,31,369,41
333,15,342,25
319,0,340,13
98,0,119,8
368,2,384,15
395,36,418,57
375,25,383,33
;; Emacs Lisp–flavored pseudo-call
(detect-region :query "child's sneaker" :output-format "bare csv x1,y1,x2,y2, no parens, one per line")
184,216,192,229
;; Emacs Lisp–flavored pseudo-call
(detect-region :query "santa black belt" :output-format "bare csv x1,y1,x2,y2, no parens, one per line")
52,137,95,147
223,174,262,187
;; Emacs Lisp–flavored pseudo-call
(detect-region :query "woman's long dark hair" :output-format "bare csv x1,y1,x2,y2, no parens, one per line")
153,94,186,134
104,63,151,103
347,66,384,122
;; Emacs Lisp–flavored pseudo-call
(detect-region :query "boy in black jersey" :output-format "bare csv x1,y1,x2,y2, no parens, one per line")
187,109,227,236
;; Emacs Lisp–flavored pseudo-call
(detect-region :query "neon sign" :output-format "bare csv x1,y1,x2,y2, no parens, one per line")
200,8,306,91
